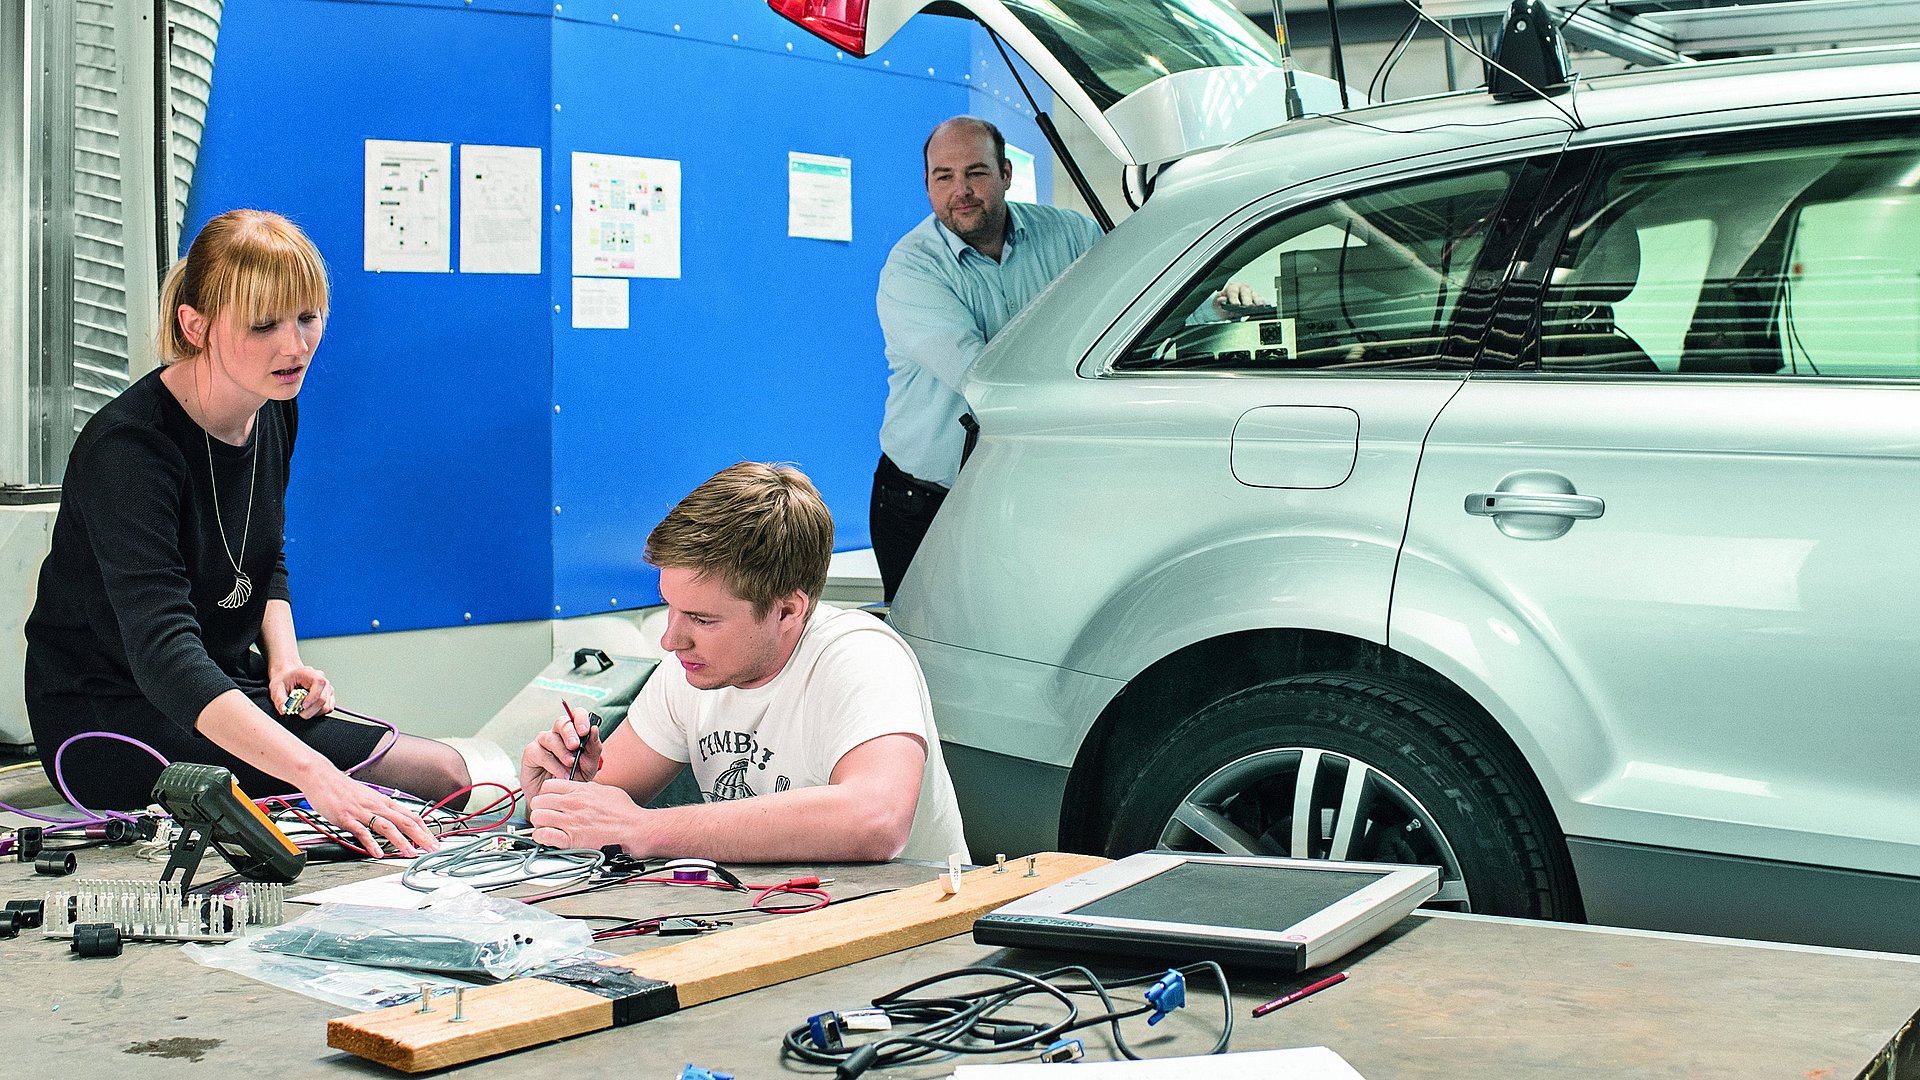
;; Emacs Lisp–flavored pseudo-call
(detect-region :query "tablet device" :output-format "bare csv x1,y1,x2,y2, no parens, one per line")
973,851,1439,971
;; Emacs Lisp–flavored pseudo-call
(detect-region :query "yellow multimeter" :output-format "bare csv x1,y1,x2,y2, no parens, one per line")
151,762,306,893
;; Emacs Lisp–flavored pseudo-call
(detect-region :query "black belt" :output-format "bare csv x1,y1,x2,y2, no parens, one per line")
877,454,949,497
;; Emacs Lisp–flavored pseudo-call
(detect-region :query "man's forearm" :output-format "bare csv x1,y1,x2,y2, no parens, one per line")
621,785,912,863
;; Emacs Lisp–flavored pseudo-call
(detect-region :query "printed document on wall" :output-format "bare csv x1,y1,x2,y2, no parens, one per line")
460,144,542,274
788,151,852,241
571,152,680,278
571,277,629,330
1006,142,1038,204
365,139,451,273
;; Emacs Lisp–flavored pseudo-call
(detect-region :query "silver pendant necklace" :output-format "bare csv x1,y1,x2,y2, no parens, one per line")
206,426,258,610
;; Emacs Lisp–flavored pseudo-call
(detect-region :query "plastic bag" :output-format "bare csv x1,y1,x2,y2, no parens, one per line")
186,940,484,1011
247,884,593,980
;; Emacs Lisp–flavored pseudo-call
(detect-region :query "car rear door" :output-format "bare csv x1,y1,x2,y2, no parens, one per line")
1395,115,1920,937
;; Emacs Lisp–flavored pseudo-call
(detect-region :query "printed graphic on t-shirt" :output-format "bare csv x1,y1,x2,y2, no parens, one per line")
699,730,790,803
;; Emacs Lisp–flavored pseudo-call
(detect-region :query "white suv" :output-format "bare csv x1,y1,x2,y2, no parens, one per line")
776,0,1920,952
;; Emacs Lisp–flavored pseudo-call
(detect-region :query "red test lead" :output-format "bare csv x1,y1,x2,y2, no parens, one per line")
1252,970,1348,1017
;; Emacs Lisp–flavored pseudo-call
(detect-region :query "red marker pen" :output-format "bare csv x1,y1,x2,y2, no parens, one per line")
1252,970,1348,1017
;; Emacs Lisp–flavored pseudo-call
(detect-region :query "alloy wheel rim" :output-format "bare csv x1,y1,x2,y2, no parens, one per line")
1155,746,1472,907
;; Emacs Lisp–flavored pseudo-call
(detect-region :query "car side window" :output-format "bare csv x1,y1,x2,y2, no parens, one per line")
1117,165,1520,373
1540,122,1920,377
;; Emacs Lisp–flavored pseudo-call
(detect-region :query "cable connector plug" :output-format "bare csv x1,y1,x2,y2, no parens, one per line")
807,1010,845,1050
838,1007,891,1032
656,917,730,936
1144,968,1186,1026
1038,1038,1085,1063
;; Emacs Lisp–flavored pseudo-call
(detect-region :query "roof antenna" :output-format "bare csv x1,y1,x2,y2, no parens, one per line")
1488,0,1571,100
1324,0,1352,110
1270,1,1306,121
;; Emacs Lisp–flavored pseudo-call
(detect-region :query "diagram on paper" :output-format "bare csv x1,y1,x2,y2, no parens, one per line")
571,151,680,279
364,139,451,273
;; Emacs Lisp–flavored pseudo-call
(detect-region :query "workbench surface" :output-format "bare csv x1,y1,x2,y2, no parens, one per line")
0,832,1914,1078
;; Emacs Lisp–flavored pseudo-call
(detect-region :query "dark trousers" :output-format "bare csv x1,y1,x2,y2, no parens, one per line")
870,454,948,603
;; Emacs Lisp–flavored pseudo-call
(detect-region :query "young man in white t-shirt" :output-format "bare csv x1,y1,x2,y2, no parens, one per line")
519,462,967,863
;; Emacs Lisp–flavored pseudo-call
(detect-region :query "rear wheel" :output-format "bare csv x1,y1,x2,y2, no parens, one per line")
1103,673,1580,919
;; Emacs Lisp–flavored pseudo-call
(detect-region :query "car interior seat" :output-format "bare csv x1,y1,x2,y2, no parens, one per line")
1539,222,1659,372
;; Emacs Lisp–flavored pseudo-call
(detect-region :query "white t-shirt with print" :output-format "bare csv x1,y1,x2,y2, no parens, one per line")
627,602,968,863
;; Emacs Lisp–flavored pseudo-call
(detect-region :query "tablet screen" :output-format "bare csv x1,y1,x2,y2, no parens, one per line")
1069,862,1392,933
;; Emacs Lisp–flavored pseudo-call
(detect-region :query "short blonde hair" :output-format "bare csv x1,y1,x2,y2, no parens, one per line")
645,463,834,617
158,209,329,363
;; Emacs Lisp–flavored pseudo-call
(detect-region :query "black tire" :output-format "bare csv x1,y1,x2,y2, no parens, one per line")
1103,672,1581,920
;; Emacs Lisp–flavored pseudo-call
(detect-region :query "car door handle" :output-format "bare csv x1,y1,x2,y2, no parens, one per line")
1464,492,1605,519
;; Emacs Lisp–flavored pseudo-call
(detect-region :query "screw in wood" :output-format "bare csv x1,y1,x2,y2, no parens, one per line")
994,853,1008,873
1025,855,1038,878
448,987,468,1023
416,984,434,1013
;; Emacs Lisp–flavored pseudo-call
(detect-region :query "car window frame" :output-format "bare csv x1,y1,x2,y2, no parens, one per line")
1481,111,1920,385
1088,140,1569,382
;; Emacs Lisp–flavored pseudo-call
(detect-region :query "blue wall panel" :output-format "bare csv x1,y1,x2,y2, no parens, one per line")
548,10,1024,614
187,0,1054,629
187,0,556,636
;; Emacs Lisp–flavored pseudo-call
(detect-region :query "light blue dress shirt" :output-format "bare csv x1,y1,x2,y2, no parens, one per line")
876,201,1102,488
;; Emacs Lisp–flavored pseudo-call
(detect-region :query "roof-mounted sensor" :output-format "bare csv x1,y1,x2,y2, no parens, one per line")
1488,0,1572,99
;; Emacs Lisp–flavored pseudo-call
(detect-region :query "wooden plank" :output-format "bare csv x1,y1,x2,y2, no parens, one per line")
326,978,611,1073
327,851,1108,1071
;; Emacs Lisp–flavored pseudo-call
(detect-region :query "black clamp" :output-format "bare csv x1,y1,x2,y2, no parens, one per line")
573,648,614,674
12,826,44,862
71,923,121,958
0,911,19,939
5,900,45,929
35,850,76,876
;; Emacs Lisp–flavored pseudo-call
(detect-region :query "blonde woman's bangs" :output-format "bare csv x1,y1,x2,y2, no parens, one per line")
193,217,330,329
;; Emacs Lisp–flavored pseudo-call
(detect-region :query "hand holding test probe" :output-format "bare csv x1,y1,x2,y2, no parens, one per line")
518,702,604,801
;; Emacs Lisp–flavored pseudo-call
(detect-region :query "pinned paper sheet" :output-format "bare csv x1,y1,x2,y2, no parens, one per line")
460,144,542,274
788,151,852,241
1006,142,1038,204
365,139,451,273
571,151,680,278
571,277,629,329
952,1047,1366,1078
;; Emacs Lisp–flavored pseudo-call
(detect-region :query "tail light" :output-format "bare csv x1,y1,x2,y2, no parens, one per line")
767,0,872,57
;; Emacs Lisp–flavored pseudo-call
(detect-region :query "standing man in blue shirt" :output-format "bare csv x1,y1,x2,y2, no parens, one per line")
870,116,1103,603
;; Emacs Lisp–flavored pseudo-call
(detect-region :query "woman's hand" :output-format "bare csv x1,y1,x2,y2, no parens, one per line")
301,767,438,857
269,664,334,718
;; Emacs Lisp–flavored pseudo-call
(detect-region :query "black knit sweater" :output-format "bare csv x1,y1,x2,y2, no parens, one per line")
26,368,295,731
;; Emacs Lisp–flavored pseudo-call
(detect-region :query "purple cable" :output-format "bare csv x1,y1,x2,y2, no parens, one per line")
330,705,399,774
6,731,171,826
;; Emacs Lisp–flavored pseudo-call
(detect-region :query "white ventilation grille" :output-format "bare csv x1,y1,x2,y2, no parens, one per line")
70,0,132,430
167,0,222,250
60,0,220,438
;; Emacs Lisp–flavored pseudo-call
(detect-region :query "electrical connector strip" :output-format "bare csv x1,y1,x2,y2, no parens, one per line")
44,879,287,942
